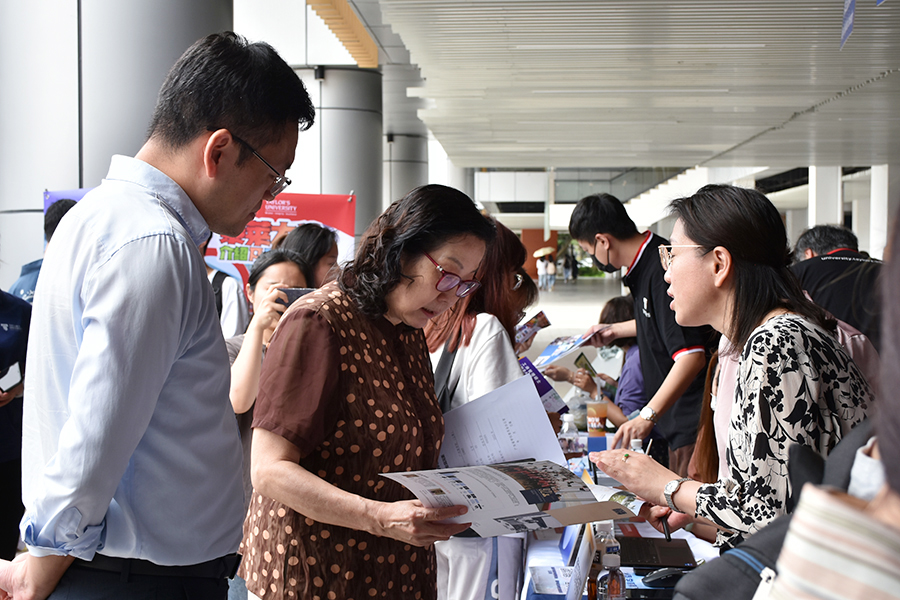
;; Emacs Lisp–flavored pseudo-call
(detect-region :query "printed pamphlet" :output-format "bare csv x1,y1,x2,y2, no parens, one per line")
515,311,551,345
384,377,641,537
573,352,597,377
532,328,608,368
437,376,565,469
382,460,639,538
519,357,568,413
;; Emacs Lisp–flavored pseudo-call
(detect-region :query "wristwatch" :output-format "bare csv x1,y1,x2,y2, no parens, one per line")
639,406,658,423
664,477,692,513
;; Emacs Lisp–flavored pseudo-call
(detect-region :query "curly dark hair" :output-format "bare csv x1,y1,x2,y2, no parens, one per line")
339,185,496,318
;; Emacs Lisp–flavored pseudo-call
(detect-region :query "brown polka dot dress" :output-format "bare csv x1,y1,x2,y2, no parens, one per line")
239,282,444,600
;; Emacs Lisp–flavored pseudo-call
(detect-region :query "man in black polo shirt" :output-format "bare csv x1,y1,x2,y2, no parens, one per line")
791,225,882,351
569,193,713,476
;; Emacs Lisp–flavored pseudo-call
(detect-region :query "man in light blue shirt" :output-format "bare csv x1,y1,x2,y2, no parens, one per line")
0,32,315,599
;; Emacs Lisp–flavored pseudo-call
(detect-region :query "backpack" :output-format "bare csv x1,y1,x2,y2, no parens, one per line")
211,270,229,318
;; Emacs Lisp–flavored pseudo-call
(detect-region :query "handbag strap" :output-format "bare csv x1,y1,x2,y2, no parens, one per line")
434,339,461,414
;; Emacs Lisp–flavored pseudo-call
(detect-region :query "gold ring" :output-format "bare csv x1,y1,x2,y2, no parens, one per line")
622,453,630,462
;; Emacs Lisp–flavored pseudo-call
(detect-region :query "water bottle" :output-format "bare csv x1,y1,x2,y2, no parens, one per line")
629,438,645,454
558,413,583,456
596,553,626,600
591,520,619,563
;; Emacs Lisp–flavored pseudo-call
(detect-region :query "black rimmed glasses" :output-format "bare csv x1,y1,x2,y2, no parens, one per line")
424,252,481,297
230,134,291,198
658,244,704,270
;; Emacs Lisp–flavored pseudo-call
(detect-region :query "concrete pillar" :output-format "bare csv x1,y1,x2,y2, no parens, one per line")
785,208,809,250
82,0,232,185
317,67,383,238
852,197,871,255
384,134,428,208
869,165,900,259
808,166,843,227
447,165,475,200
0,0,230,288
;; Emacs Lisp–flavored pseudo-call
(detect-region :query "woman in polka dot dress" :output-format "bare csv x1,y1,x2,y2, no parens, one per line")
239,185,496,600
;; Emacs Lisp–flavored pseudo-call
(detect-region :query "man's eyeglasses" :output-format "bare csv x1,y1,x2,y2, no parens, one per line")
658,244,703,270
231,134,291,198
424,252,481,298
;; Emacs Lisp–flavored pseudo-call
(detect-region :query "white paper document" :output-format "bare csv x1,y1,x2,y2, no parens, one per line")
438,376,565,468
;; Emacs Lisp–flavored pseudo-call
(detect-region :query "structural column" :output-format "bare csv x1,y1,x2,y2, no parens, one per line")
852,197,871,254
869,165,900,259
807,166,843,226
317,67,383,238
381,63,429,211
0,0,230,289
384,134,428,207
447,165,475,199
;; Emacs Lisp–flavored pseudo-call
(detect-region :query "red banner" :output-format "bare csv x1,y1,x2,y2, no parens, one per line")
206,193,356,287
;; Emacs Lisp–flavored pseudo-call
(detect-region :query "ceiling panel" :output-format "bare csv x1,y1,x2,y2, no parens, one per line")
359,0,900,169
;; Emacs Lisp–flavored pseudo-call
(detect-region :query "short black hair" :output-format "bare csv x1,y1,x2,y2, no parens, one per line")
279,223,338,284
340,185,496,318
248,249,309,291
45,199,78,242
568,193,639,242
794,224,859,262
147,32,315,163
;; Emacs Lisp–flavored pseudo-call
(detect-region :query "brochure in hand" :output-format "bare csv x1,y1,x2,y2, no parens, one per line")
382,460,640,538
519,357,568,413
515,310,551,345
532,328,608,368
573,352,597,377
382,377,642,537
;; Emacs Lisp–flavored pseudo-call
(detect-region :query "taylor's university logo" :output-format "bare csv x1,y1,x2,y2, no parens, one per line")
642,296,651,319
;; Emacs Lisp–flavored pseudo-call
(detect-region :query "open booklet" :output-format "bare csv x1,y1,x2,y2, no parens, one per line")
531,327,609,369
381,377,643,537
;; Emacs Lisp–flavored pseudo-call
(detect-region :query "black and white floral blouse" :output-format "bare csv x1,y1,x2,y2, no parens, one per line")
694,314,872,547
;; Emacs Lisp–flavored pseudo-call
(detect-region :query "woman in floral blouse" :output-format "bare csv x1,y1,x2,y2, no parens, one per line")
591,184,872,548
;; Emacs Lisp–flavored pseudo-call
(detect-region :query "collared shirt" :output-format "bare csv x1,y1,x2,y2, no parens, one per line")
8,258,43,303
21,155,244,565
